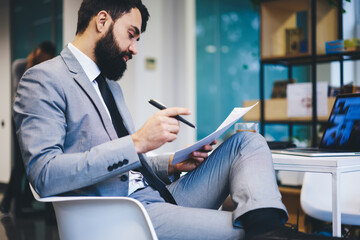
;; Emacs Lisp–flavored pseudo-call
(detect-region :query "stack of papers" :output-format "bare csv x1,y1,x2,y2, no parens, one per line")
172,103,258,165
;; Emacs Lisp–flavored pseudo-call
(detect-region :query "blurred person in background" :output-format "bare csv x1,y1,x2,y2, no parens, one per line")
0,41,56,216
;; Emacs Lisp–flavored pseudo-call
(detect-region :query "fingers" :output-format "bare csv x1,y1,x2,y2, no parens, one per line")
155,115,180,135
166,124,180,134
154,107,190,132
132,107,192,154
202,141,217,151
159,107,191,117
190,151,208,159
155,122,179,142
187,144,214,162
190,156,205,167
158,114,179,126
202,144,213,152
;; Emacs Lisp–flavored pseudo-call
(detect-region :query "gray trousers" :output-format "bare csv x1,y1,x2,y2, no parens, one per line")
130,132,288,240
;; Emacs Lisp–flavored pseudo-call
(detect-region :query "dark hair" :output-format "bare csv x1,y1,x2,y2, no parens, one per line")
76,0,150,35
37,41,56,57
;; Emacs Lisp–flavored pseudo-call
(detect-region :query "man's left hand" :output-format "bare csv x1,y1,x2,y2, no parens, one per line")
168,141,217,175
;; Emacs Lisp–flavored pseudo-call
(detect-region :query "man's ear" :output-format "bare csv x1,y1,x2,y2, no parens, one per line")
95,10,112,33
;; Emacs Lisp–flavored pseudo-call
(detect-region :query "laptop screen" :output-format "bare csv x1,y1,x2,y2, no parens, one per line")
319,93,360,151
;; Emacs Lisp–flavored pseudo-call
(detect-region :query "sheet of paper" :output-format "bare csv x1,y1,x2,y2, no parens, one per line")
172,103,258,165
287,82,328,117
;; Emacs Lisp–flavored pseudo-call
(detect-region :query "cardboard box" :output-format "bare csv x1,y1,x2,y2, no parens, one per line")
325,40,344,54
325,38,360,54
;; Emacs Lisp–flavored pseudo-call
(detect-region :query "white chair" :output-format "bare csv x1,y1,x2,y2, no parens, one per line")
30,185,158,240
300,172,360,226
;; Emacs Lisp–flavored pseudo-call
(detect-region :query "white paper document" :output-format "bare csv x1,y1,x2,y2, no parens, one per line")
172,103,258,165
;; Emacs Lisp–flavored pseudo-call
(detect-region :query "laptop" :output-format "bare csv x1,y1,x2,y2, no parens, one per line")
272,93,360,157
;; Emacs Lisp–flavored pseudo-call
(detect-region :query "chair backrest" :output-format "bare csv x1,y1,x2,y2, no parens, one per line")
29,184,158,240
300,172,360,226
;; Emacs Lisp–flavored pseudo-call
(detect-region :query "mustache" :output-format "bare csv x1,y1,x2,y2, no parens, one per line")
122,51,133,61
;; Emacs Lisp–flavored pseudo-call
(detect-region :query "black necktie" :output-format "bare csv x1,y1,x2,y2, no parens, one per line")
95,74,177,204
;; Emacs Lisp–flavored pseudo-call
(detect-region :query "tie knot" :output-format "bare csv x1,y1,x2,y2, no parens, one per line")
95,74,105,85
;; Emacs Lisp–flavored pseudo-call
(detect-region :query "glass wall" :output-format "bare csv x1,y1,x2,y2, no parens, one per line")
10,0,63,61
196,0,260,140
196,0,310,142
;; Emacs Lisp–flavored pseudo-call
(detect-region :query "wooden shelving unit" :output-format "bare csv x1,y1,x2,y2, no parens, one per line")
256,0,351,146
260,0,338,58
243,97,336,122
261,51,360,65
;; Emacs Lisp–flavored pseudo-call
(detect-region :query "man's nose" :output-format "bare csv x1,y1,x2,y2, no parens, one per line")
129,42,138,55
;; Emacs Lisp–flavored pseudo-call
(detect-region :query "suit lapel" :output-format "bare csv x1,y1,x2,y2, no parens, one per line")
60,47,118,140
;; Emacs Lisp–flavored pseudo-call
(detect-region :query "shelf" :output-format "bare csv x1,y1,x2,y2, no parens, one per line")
243,97,336,122
259,0,343,146
261,51,360,65
261,0,338,59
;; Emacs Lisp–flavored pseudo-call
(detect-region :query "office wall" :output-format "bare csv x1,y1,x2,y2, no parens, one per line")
121,0,196,153
63,0,81,46
0,0,12,183
63,0,196,153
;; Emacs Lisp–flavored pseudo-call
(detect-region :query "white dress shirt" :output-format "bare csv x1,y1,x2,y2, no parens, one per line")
67,43,146,195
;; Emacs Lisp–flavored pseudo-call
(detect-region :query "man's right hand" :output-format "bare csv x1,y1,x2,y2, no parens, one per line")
131,107,191,153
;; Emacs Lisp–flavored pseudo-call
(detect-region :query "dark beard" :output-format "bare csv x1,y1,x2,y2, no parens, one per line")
94,25,131,81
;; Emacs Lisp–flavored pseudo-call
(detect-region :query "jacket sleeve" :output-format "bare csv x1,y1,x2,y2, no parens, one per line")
13,66,141,197
148,153,181,184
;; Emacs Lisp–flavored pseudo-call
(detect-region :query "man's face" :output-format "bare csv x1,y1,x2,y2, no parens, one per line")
95,8,142,80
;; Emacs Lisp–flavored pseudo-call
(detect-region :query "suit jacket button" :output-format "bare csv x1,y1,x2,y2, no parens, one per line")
123,159,129,165
120,175,128,181
107,166,113,171
118,161,123,167
113,163,119,169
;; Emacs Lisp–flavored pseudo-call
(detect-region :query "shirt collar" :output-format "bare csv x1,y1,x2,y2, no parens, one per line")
68,43,101,82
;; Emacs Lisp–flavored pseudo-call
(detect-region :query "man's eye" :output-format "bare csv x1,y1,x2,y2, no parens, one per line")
129,33,134,39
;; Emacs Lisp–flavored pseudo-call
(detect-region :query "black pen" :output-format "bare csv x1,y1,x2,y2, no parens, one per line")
148,99,196,128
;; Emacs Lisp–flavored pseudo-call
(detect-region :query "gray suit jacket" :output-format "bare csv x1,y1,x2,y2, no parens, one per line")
13,46,171,197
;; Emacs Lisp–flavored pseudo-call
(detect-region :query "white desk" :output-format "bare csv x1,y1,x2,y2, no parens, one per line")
272,153,360,237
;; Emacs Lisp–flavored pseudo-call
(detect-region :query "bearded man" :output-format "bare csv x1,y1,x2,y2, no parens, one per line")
12,0,300,239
